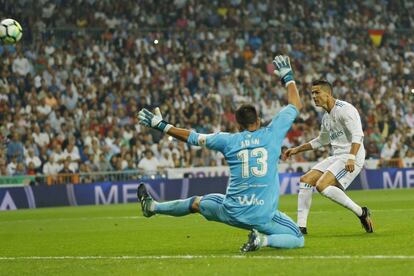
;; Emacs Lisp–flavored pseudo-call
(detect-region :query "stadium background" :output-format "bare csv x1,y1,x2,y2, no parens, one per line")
1,1,414,275
0,0,413,185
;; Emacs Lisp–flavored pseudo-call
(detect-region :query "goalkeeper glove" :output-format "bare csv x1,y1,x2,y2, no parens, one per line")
273,55,295,87
138,107,172,133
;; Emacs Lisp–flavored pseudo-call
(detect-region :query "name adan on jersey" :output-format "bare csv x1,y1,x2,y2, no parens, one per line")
237,194,264,206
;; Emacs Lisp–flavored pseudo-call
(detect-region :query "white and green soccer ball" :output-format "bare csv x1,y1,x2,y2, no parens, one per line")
0,19,23,45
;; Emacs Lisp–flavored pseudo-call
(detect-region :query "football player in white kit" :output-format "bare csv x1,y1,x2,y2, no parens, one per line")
283,79,373,234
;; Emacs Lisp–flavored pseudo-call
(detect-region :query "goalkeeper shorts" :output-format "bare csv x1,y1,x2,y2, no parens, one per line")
199,193,302,237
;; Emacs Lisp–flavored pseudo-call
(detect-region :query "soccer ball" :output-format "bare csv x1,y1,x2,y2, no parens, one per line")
0,19,23,44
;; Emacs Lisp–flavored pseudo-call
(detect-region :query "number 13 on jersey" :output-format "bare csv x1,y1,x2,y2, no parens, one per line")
237,147,268,178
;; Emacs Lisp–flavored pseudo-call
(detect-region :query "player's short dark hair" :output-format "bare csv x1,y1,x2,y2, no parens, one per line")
312,79,333,94
235,104,258,129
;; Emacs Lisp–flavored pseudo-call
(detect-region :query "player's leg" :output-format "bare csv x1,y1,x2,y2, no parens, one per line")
297,157,335,234
297,169,323,234
198,193,245,226
241,211,304,252
315,162,373,233
137,183,200,217
316,171,362,215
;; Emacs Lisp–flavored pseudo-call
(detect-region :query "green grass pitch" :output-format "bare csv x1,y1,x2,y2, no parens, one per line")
1,189,414,275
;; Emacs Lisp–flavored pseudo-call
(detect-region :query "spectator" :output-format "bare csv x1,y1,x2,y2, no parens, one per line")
32,124,50,148
6,157,18,176
36,97,52,119
13,162,26,176
12,52,33,77
138,150,160,173
61,82,78,111
158,152,174,171
96,153,112,172
0,0,413,177
6,132,24,163
59,159,75,174
405,108,414,128
25,148,42,172
27,162,37,176
63,141,81,171
380,138,397,160
50,144,66,164
0,161,8,176
42,155,62,175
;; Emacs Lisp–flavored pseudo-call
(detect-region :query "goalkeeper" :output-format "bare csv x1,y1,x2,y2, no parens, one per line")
137,56,304,252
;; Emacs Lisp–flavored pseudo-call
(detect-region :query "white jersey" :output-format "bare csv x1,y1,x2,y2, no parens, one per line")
310,100,365,161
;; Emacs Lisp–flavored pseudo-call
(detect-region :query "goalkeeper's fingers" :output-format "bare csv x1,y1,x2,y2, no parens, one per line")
285,56,291,68
142,108,154,117
138,109,147,118
138,116,151,127
138,113,147,123
138,109,152,125
273,55,284,67
154,107,163,119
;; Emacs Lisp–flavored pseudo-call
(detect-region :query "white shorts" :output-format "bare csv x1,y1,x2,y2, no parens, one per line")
311,154,363,190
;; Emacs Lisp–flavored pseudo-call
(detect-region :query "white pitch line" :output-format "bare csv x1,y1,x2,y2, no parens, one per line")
0,216,152,224
0,255,414,260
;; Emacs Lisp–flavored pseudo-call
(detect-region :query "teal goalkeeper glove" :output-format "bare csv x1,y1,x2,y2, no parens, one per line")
273,55,295,87
138,107,172,133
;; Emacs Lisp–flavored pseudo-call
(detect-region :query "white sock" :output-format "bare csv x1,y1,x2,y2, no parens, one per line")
149,201,156,212
259,234,268,247
297,182,313,228
321,186,363,216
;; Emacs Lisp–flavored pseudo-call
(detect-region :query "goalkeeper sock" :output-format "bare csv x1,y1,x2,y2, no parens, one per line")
321,186,363,216
297,182,313,228
154,197,197,217
258,233,268,247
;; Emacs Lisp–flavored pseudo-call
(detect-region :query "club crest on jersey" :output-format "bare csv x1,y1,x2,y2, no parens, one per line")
323,120,330,130
237,194,264,206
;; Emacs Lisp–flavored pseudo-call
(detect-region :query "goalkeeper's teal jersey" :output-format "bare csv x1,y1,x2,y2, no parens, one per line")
188,104,298,225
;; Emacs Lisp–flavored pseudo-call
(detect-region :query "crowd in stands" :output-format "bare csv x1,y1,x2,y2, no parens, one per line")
0,0,414,180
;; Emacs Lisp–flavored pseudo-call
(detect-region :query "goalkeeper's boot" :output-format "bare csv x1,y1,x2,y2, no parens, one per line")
299,227,308,235
358,207,373,233
137,183,155,217
240,229,262,253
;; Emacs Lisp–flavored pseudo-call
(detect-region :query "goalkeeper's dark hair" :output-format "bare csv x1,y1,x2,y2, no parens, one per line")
235,104,258,130
312,79,333,94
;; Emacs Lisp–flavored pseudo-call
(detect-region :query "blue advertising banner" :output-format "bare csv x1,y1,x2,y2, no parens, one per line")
362,168,414,189
1,168,413,211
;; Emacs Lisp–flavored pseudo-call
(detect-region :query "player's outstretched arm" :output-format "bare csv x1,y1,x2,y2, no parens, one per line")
138,107,229,152
283,120,331,160
283,115,331,160
273,55,302,111
282,143,313,160
137,107,191,142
